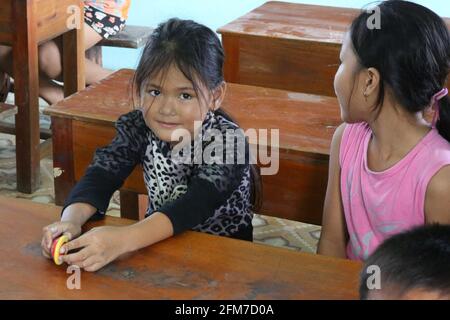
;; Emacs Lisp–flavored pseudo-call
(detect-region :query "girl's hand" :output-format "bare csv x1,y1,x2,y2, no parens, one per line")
59,226,128,272
41,221,82,259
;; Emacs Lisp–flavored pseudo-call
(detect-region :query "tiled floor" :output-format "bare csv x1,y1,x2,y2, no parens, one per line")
0,93,321,253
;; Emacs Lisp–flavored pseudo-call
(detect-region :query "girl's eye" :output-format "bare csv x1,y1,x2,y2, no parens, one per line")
180,93,193,100
149,89,161,97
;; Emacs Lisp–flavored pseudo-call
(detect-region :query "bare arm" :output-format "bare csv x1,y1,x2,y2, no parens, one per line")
123,212,174,253
59,211,174,271
61,203,97,226
425,165,450,224
317,123,348,258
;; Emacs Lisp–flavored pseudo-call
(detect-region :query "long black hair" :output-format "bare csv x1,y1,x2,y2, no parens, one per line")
350,0,450,141
132,18,262,211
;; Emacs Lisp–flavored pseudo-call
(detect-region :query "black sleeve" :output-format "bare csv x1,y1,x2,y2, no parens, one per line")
62,110,147,218
158,128,250,234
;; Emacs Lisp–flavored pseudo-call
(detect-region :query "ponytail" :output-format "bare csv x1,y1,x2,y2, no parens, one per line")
437,95,450,142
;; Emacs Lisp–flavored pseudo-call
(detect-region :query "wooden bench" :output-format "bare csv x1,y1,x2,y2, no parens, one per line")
0,0,84,193
0,196,361,299
45,69,341,225
86,25,153,66
218,1,450,96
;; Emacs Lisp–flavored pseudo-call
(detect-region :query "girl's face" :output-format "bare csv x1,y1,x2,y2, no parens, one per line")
141,64,225,143
334,33,375,123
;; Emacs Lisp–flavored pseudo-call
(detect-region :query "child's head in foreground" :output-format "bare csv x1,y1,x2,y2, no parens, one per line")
360,224,450,300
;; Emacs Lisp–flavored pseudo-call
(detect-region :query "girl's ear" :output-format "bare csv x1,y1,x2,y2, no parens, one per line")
211,82,227,111
364,67,380,97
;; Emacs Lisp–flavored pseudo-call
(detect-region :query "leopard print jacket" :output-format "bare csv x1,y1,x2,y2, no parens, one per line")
65,109,253,240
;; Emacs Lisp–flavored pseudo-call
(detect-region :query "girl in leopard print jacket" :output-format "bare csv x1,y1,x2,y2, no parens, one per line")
41,18,260,272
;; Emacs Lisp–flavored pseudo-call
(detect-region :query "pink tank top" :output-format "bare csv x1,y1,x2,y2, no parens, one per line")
340,122,450,261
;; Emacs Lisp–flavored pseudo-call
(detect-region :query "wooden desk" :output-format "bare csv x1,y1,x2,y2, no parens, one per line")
0,197,361,299
218,1,450,96
218,1,358,96
45,69,341,225
0,0,85,193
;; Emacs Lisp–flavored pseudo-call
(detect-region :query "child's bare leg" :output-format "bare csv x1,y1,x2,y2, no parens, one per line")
82,24,114,84
84,57,113,84
1,23,114,104
38,40,63,80
0,45,61,106
39,77,64,105
0,46,12,102
39,23,113,85
0,45,13,75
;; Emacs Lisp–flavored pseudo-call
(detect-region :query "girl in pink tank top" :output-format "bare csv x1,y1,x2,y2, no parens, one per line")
317,1,450,261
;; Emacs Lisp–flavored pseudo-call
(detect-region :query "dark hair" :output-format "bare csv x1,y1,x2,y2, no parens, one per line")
360,224,450,300
133,18,224,104
133,18,262,211
350,0,450,141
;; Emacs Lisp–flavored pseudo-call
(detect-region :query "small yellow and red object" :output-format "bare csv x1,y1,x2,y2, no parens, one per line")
51,235,69,265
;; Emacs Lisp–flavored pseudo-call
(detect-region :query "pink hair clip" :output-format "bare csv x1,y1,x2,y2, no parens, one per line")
431,88,448,128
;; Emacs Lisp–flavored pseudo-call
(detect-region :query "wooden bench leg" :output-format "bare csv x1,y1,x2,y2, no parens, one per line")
62,24,85,97
138,195,148,220
13,0,40,193
119,190,140,220
51,117,75,206
49,23,85,205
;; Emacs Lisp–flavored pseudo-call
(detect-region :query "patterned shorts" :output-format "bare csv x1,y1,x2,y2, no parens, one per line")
84,5,126,39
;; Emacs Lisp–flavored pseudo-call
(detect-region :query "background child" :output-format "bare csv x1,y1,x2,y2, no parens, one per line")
360,224,450,300
318,0,450,260
41,18,260,272
0,0,131,104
